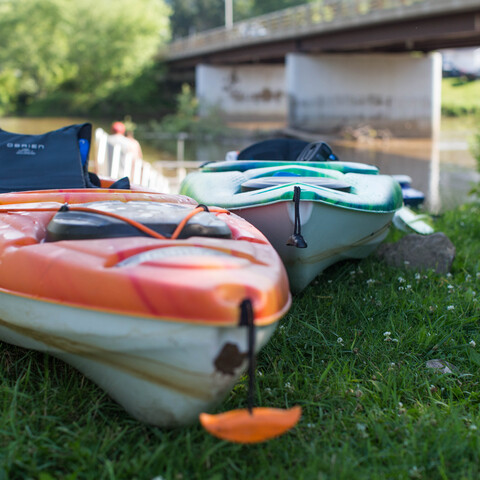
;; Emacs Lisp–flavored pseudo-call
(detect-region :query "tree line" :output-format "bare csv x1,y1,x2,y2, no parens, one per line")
0,0,313,117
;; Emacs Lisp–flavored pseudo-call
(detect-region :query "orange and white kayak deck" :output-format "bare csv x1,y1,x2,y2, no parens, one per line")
0,188,291,426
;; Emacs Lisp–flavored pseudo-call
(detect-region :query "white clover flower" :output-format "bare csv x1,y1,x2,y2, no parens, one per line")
470,424,478,431
257,370,263,376
398,286,404,291
337,337,344,344
409,466,421,477
356,423,367,432
366,279,375,285
447,284,454,290
447,305,455,311
415,273,421,280
466,274,472,281
447,273,452,278
284,382,294,392
391,338,399,342
398,276,405,283
306,423,316,428
470,340,476,348
406,284,412,290
384,331,391,337
350,270,356,275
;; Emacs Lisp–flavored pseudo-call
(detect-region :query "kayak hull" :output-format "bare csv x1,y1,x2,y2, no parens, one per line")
236,200,393,293
0,289,276,426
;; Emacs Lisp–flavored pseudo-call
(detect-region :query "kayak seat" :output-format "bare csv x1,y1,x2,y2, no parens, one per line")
237,138,338,162
241,176,352,193
45,201,232,242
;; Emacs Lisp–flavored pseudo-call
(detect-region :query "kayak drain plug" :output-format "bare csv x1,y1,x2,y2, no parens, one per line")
287,186,307,248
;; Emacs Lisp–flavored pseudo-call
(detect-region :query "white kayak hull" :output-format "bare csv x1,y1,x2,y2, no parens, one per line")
0,289,276,427
235,200,394,292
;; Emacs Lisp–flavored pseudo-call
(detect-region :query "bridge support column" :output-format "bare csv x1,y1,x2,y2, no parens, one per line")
196,64,287,121
286,52,441,138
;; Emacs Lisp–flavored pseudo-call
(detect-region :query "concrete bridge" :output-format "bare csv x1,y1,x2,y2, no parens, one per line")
166,0,480,137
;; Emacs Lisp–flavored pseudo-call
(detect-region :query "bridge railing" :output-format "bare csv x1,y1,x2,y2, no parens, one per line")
168,0,427,59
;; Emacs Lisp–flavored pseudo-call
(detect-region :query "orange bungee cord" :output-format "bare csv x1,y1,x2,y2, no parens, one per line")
0,204,229,240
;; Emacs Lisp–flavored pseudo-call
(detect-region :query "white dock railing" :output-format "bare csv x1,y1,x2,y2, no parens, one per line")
94,128,202,194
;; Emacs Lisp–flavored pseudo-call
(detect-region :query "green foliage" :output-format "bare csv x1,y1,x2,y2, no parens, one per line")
469,132,480,197
441,77,480,117
169,0,226,37
149,83,230,136
0,0,171,114
168,0,318,38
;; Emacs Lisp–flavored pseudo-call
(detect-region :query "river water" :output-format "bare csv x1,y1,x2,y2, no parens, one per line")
1,116,479,213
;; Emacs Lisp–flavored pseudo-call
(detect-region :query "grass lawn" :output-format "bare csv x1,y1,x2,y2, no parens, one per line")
442,78,480,117
1,200,480,479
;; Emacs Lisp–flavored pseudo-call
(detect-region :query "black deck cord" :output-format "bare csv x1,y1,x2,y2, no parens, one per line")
239,299,255,414
286,186,308,248
196,204,210,212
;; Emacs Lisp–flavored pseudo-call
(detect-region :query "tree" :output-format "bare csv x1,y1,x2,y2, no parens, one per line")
168,0,225,38
167,0,317,39
0,0,171,114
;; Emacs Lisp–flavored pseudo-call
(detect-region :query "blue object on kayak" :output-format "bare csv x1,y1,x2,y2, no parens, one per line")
401,186,425,207
391,175,425,207
272,171,300,177
79,138,90,166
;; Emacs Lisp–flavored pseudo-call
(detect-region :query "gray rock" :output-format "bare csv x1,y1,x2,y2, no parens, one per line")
376,232,455,274
426,359,458,374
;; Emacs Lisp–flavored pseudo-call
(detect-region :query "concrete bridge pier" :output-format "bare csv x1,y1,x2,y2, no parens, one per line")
196,64,287,121
286,52,442,138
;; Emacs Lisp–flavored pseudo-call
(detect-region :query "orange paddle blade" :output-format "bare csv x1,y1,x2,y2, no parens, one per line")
199,406,301,443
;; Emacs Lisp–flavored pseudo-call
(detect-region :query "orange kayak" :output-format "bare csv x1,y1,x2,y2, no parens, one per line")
0,188,291,426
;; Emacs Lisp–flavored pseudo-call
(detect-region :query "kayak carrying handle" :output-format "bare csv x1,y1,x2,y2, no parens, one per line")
238,299,255,413
199,299,302,443
286,186,307,248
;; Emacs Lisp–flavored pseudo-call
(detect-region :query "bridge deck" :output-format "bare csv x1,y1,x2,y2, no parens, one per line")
166,0,480,67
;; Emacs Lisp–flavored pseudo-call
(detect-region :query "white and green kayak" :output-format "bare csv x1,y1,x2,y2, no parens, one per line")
180,141,403,293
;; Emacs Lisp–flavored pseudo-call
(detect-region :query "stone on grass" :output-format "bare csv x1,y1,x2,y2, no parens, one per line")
376,232,455,274
426,359,457,374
